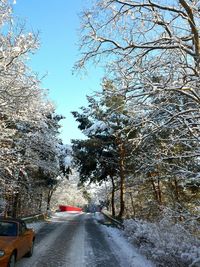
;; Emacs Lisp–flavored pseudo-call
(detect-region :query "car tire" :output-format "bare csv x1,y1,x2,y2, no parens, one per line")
26,240,34,257
8,253,16,267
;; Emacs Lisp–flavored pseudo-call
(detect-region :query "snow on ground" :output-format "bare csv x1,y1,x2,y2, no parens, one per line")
54,211,83,215
93,211,105,221
94,212,155,267
26,211,83,233
26,212,155,267
27,221,46,233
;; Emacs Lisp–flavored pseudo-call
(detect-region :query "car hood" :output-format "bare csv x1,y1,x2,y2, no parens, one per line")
0,236,18,249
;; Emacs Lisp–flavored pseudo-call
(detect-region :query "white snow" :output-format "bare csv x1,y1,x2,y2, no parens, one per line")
93,212,155,267
27,221,45,233
24,212,155,267
93,211,105,221
83,121,109,135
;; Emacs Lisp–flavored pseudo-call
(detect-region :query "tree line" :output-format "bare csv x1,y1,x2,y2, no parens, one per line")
72,0,200,226
0,0,69,217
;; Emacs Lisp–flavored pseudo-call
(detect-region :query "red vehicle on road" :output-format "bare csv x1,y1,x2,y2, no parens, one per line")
59,205,82,212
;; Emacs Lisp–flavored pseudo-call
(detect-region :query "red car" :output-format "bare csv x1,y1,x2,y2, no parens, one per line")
0,217,35,267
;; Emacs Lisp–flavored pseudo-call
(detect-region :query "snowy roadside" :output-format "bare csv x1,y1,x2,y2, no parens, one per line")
27,221,46,233
27,211,154,266
94,212,200,267
26,211,83,232
94,212,155,267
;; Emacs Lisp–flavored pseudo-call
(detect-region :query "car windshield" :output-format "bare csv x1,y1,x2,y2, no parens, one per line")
0,221,17,236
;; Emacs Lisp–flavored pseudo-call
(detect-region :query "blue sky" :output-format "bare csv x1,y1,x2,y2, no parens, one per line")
13,0,102,144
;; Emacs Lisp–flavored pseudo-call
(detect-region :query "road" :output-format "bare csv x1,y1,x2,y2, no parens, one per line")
16,212,153,267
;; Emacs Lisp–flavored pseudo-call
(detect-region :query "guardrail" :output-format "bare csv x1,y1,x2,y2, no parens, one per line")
21,213,46,223
101,210,124,229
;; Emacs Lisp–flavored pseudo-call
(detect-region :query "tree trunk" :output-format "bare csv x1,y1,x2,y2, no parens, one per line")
150,177,162,205
110,176,116,217
46,187,55,212
129,192,135,218
38,193,43,212
118,142,126,218
174,178,179,202
157,177,162,205
46,191,51,211
12,192,19,218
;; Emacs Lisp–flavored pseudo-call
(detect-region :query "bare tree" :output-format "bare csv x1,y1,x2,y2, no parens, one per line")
77,0,200,165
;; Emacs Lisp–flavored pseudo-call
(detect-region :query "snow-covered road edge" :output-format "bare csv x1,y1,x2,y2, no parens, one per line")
27,221,46,233
94,212,155,267
27,212,155,267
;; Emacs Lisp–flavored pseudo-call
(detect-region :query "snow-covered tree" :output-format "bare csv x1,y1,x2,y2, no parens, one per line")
51,170,88,210
75,0,200,220
0,0,67,217
72,80,138,218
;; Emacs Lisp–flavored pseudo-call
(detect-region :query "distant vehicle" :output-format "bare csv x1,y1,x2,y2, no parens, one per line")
59,205,82,212
0,217,35,267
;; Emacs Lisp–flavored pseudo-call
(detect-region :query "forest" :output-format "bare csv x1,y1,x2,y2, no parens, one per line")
0,1,199,266
0,0,70,217
72,0,200,223
71,1,200,265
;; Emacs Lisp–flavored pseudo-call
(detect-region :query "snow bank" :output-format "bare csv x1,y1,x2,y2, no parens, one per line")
27,221,45,233
93,211,105,222
100,222,155,267
96,210,199,267
123,218,200,267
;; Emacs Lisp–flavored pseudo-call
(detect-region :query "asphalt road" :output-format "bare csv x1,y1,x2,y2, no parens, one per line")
16,212,123,267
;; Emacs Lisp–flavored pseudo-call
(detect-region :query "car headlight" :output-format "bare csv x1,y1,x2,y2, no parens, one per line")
0,250,5,257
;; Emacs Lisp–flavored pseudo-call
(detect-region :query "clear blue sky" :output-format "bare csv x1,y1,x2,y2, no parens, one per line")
13,0,102,144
